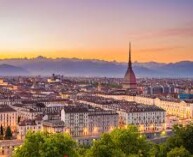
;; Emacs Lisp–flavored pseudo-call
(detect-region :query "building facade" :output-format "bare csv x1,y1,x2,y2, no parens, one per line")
61,105,119,137
0,106,17,131
79,95,166,132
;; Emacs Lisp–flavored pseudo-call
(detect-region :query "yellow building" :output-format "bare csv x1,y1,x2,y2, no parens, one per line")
0,106,17,131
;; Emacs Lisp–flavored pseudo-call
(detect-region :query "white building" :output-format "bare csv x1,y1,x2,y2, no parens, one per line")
61,107,89,137
17,119,42,140
79,95,166,132
61,105,119,137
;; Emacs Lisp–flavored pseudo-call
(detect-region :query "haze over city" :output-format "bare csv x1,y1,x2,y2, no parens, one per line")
0,0,193,63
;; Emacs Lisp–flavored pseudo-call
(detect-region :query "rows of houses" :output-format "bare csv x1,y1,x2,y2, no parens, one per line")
101,94,193,118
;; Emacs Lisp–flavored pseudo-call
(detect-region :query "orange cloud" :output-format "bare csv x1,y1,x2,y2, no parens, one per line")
137,46,183,53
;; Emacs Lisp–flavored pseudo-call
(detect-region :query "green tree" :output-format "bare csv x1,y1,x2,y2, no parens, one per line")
164,124,193,154
175,124,193,154
86,133,126,157
87,125,152,157
167,146,191,157
12,131,79,157
151,124,193,157
77,145,90,157
5,126,12,140
111,126,152,157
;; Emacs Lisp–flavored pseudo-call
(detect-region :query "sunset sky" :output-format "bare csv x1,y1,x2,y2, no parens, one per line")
0,0,193,63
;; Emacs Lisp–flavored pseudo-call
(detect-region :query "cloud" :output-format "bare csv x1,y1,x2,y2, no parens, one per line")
129,23,193,40
138,46,183,53
158,26,193,37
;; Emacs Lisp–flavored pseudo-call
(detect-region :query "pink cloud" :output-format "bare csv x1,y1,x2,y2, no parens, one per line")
129,24,193,40
158,26,193,37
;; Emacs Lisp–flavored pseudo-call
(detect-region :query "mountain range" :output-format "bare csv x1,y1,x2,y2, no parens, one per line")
0,56,193,78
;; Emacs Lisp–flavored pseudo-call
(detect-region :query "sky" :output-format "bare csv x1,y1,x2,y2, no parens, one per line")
0,0,193,63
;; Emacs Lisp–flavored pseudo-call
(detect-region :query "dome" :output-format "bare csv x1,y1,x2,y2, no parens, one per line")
123,67,137,89
124,68,136,84
122,42,137,89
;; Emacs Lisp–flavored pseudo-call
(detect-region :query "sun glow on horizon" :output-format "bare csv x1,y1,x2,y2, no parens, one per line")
0,48,193,64
0,0,193,63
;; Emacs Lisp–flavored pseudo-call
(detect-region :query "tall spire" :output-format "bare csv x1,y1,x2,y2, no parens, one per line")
129,42,132,68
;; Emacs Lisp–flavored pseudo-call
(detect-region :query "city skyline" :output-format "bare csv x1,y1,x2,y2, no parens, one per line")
0,0,193,63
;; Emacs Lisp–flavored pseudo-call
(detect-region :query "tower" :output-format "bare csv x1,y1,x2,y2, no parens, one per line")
122,42,137,90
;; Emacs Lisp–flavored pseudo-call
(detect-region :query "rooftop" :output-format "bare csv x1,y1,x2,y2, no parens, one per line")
0,105,16,113
79,95,165,113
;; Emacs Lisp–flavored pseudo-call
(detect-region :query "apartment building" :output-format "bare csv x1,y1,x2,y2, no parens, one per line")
79,95,166,132
61,105,119,137
0,106,17,131
101,94,193,118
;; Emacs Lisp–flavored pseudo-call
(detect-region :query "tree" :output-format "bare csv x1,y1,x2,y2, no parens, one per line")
151,124,193,157
12,131,79,157
167,146,191,157
12,124,193,157
0,125,4,140
18,116,21,123
86,125,152,157
5,126,12,140
164,124,193,154
176,124,193,154
0,125,3,136
77,145,90,157
86,133,126,157
110,126,152,157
